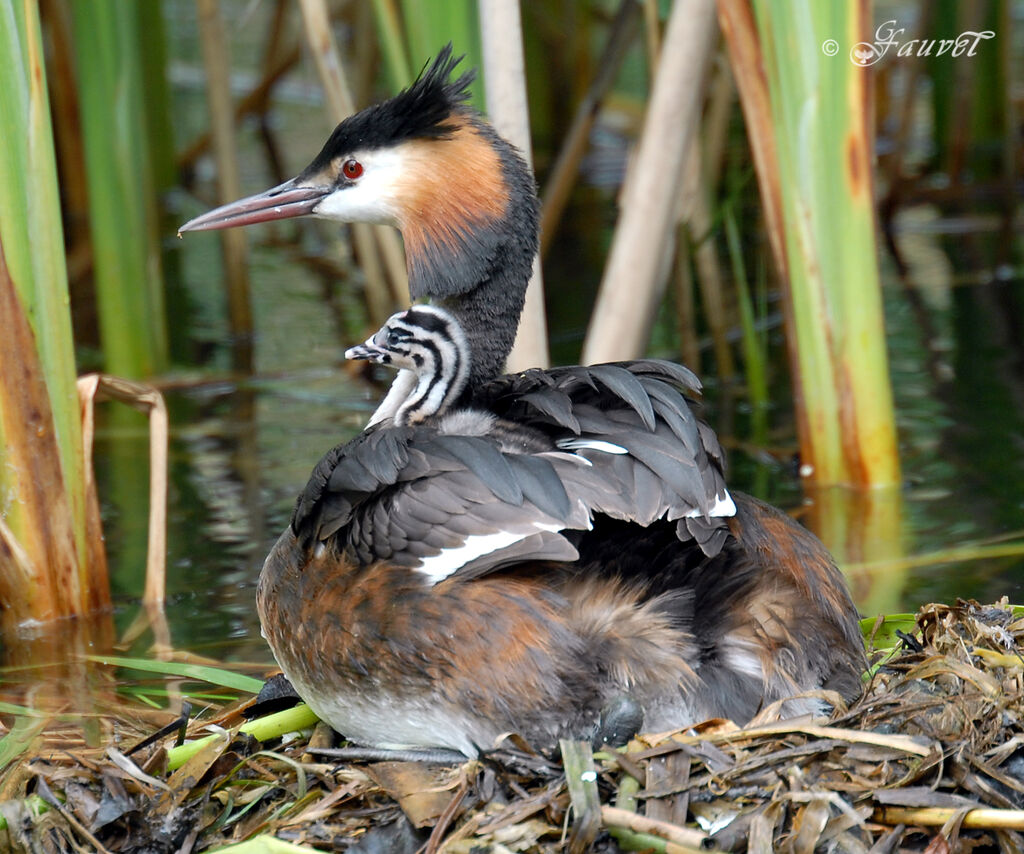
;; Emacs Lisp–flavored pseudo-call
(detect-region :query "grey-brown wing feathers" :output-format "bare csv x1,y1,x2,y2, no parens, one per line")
586,364,656,429
518,390,580,432
290,358,734,583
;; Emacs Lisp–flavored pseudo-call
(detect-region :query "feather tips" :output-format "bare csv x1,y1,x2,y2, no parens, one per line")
290,357,734,577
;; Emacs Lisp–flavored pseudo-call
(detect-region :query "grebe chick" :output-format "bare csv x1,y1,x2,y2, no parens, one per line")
346,304,550,454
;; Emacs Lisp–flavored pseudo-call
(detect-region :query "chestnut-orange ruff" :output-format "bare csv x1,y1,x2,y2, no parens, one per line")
395,124,510,265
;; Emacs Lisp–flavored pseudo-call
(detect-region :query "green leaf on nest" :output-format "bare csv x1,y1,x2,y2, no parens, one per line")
87,655,265,693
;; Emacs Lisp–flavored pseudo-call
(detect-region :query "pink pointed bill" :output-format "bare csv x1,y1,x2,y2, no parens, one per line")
177,181,330,234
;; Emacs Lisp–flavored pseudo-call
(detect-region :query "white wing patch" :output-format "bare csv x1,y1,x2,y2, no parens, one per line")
415,523,566,585
683,490,736,519
556,438,629,455
709,491,737,517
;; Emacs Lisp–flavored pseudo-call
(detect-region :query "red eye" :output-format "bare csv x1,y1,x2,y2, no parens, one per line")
342,159,363,180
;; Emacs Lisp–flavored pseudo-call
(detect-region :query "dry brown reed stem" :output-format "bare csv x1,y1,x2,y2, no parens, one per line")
261,0,290,70
700,57,733,190
252,0,292,185
875,807,1024,830
684,143,735,382
0,243,101,627
297,0,407,321
645,750,690,826
670,721,933,756
714,0,787,283
538,0,638,261
479,0,549,371
582,0,717,364
641,0,661,75
195,0,253,373
38,0,90,255
603,806,711,850
671,55,734,379
118,603,173,659
77,374,168,609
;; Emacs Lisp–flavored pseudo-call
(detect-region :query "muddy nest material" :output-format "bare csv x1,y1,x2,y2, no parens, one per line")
3,599,1024,853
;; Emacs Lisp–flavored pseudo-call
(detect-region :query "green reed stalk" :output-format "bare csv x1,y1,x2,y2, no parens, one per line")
137,2,177,197
0,3,81,509
369,0,482,108
723,204,768,448
0,1,109,625
402,0,481,103
928,0,956,170
70,0,167,378
370,0,413,89
742,0,901,487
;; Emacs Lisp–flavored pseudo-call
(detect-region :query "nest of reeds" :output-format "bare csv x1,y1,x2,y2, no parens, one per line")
4,598,1024,853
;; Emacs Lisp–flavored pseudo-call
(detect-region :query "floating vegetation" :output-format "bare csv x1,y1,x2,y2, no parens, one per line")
4,599,1024,852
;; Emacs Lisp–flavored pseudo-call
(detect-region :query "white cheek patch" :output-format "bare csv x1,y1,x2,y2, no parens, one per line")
312,147,406,226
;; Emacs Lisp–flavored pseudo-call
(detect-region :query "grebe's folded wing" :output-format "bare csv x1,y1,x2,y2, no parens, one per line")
289,386,735,584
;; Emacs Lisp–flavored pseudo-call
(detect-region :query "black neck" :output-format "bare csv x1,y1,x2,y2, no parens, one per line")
405,120,539,389
441,260,525,388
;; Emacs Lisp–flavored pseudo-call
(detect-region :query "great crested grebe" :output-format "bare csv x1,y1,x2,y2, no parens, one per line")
180,49,865,757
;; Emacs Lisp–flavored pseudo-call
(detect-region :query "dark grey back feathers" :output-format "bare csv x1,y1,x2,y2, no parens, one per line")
291,360,734,579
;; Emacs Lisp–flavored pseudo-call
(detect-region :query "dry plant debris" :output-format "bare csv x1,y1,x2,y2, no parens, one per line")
3,599,1024,852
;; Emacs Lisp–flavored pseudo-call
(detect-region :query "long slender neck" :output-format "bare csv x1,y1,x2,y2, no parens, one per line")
368,369,418,427
395,333,470,425
402,118,540,388
438,256,526,388
396,364,462,426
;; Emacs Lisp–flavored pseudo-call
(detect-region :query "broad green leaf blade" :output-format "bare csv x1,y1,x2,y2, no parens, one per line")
70,0,167,378
88,655,265,693
861,613,918,650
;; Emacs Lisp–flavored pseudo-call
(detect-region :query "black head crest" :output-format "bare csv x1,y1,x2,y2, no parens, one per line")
302,44,475,174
